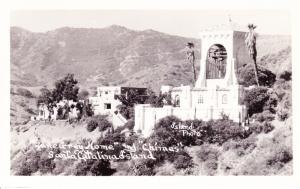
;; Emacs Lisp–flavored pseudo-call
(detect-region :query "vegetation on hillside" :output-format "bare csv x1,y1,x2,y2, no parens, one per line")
10,25,292,176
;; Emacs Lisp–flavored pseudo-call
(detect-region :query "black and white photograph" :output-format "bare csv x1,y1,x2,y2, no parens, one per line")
8,9,293,177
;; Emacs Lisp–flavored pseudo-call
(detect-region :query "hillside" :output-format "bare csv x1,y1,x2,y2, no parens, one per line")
11,25,201,93
10,26,291,93
10,26,291,125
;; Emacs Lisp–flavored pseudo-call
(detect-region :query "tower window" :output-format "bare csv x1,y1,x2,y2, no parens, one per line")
198,95,204,104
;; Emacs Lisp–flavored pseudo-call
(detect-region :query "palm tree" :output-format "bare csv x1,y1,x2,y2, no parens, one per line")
245,24,260,86
186,42,196,83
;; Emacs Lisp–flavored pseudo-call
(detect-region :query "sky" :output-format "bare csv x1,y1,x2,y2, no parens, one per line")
11,10,291,38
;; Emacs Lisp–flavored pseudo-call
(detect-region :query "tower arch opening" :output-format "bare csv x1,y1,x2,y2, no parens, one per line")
206,44,227,79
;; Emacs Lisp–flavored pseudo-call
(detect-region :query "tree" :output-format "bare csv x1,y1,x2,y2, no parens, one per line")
37,86,54,112
52,73,79,102
144,89,172,107
245,24,260,86
186,42,196,84
116,88,146,119
78,89,92,118
78,89,89,100
116,89,144,107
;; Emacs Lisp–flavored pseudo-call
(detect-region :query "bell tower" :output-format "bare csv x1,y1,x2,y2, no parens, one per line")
195,24,252,88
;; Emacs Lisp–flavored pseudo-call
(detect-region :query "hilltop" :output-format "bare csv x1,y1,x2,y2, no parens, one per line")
10,25,291,125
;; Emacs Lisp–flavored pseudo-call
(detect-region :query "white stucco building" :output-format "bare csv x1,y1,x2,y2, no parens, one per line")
89,86,147,127
135,24,250,137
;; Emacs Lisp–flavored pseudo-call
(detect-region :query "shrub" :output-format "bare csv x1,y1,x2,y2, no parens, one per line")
208,119,249,145
86,115,112,132
173,151,194,170
276,91,291,121
129,159,156,176
277,108,289,121
196,144,220,175
15,150,40,175
17,88,34,98
19,101,26,107
279,71,292,81
266,146,292,169
249,121,274,134
253,111,275,122
223,136,257,156
14,147,57,175
238,64,276,87
124,119,135,130
98,119,113,132
38,153,56,174
25,108,36,115
151,116,183,146
197,144,220,162
11,87,15,94
249,122,264,134
87,120,98,132
263,122,274,134
75,159,115,176
244,87,270,116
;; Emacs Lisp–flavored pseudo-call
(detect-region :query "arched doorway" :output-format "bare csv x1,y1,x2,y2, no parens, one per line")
206,44,227,79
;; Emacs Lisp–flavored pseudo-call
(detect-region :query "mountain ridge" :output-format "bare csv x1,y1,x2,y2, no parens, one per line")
10,25,291,94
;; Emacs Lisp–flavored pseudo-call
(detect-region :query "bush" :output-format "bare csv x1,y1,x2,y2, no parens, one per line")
266,146,292,169
38,153,56,174
124,119,135,130
75,159,115,176
173,152,194,170
277,108,289,121
276,91,291,121
129,159,156,176
249,121,274,134
197,144,220,162
238,64,276,87
25,108,36,115
17,88,34,98
87,120,98,132
279,71,292,81
208,119,250,145
98,119,113,132
249,122,263,134
15,150,40,175
223,136,257,157
263,122,274,134
86,115,112,132
14,147,57,175
19,101,26,107
253,111,275,122
244,87,271,116
196,144,220,175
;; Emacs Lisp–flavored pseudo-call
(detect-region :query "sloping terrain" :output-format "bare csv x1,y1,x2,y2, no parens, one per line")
10,25,291,126
11,26,291,92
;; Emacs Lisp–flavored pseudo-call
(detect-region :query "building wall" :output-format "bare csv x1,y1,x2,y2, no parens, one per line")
89,86,122,115
134,104,247,137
